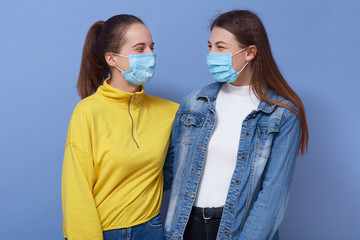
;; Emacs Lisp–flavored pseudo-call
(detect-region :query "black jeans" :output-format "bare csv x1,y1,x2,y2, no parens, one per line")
184,206,223,240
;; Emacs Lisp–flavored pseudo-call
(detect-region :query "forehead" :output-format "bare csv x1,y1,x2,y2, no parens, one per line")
209,26,238,44
123,23,153,44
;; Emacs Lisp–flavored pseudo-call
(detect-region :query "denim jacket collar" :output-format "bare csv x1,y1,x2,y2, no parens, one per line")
196,82,283,114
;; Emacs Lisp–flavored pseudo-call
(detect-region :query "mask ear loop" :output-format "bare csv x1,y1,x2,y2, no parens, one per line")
237,61,249,74
111,52,129,59
110,52,129,73
114,66,124,73
232,47,246,57
231,48,249,74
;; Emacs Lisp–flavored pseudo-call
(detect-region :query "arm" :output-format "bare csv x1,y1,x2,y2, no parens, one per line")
163,111,181,192
61,144,103,240
239,113,301,239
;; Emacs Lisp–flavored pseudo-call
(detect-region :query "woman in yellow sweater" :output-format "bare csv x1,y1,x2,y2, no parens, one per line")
61,14,178,240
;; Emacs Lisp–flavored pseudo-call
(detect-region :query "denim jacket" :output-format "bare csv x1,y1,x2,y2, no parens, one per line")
164,82,301,240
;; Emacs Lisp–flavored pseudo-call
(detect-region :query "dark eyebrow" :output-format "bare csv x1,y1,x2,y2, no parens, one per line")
208,41,228,45
132,42,155,48
215,41,228,45
132,43,146,48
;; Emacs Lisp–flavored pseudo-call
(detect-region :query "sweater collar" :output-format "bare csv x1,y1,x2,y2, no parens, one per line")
96,78,145,109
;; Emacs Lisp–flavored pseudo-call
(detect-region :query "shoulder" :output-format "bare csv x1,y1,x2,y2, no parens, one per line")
182,82,221,101
72,94,102,115
179,82,221,109
268,92,300,126
144,94,179,113
182,87,203,101
69,94,103,124
65,95,101,149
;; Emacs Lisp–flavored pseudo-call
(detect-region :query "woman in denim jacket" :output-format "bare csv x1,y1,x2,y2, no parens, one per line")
164,10,309,240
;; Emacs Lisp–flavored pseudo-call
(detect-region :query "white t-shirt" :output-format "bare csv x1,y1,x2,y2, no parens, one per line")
194,83,260,207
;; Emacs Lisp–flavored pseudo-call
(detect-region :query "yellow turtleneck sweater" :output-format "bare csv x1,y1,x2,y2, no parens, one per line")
61,79,179,239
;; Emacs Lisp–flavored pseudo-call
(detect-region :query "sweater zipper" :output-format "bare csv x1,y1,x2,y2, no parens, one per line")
128,94,139,148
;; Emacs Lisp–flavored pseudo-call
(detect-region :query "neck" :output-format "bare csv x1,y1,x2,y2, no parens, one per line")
232,64,252,86
109,71,141,93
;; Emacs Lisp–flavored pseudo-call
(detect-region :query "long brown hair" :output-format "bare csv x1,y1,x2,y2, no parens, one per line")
77,14,144,99
211,10,308,155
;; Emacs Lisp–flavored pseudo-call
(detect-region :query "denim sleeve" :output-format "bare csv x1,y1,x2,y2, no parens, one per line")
163,110,181,192
239,112,302,239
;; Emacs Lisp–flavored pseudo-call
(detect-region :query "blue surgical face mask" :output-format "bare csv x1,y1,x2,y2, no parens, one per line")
111,52,156,86
206,48,249,83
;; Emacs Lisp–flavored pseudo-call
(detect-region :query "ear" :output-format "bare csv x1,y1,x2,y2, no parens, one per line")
105,52,117,67
245,45,257,62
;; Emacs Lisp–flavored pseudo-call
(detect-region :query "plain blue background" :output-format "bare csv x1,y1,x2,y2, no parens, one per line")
0,0,359,239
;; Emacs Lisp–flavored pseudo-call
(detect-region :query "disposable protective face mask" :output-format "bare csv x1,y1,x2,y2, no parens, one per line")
206,48,249,83
111,52,156,86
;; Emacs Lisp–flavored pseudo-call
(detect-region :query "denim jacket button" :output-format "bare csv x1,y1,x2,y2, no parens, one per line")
245,132,251,137
235,179,240,184
227,205,233,210
223,230,229,235
241,155,247,160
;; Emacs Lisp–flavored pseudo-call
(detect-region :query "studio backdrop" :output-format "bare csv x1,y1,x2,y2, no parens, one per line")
0,0,359,239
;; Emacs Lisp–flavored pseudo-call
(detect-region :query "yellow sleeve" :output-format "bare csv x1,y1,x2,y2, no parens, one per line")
61,143,103,240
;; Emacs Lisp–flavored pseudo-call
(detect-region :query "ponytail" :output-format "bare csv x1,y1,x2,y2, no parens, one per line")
77,15,145,99
77,21,108,99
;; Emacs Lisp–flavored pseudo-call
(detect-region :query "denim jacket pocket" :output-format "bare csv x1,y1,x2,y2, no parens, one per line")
180,111,205,145
255,124,279,159
180,112,205,127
